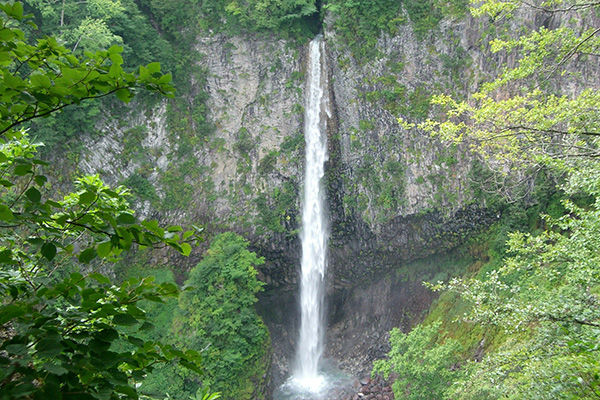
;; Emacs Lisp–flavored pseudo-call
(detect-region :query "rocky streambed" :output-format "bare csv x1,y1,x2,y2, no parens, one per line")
339,375,395,400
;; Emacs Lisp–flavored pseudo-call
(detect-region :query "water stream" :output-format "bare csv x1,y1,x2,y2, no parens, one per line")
295,33,329,389
275,35,342,399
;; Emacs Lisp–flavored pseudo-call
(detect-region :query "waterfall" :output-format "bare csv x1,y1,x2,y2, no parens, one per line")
294,34,329,389
275,34,344,400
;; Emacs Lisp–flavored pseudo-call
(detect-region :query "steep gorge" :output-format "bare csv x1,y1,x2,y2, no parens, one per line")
68,7,546,395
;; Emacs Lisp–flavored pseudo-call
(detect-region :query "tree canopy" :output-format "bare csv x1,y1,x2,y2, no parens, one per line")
174,232,269,400
419,0,600,167
0,3,209,399
378,1,600,399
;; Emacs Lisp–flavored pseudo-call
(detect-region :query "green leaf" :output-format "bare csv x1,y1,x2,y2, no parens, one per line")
36,338,64,358
113,314,138,326
116,213,135,225
97,241,112,258
46,200,62,208
109,62,122,78
97,329,119,342
0,205,14,221
179,359,203,374
139,322,154,332
0,249,13,263
180,242,192,256
107,45,124,54
115,385,137,397
70,272,84,281
34,174,47,186
79,191,96,205
5,343,28,356
158,73,172,84
30,74,52,88
109,52,123,65
0,304,26,324
142,293,164,303
14,163,32,176
147,62,161,74
25,187,41,203
0,28,15,41
41,242,57,261
127,336,144,348
89,273,110,284
89,338,111,353
43,362,68,376
9,1,23,19
78,247,97,263
115,88,132,103
32,159,49,166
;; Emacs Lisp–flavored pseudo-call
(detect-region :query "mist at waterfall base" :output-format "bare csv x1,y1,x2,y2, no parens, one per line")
274,35,351,400
274,359,353,400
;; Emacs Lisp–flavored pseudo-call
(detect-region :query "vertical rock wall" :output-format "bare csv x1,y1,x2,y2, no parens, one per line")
73,8,575,394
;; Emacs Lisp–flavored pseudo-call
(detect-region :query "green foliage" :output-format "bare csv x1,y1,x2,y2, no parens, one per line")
280,132,304,154
166,79,213,156
254,182,297,233
23,0,174,69
27,101,100,151
400,1,600,399
0,6,208,399
373,321,464,400
326,0,405,59
24,0,125,54
433,166,600,398
122,173,158,203
122,125,148,157
420,1,600,168
174,233,270,400
327,0,469,59
222,0,319,37
364,78,431,120
0,139,204,399
140,0,319,40
0,269,204,400
0,4,173,142
439,44,471,82
118,267,192,400
22,0,190,155
257,150,279,175
159,167,195,212
346,152,406,224
234,128,256,157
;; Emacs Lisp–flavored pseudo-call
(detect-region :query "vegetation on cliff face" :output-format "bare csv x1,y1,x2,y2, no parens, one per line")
137,0,321,39
326,0,469,59
376,1,600,399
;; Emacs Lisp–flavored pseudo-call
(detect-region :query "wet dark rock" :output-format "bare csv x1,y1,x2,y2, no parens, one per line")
349,375,395,400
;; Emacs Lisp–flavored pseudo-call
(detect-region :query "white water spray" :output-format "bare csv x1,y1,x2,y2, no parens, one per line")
293,34,329,391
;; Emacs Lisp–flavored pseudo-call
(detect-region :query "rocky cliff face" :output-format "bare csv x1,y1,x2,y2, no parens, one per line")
75,10,511,395
318,16,499,380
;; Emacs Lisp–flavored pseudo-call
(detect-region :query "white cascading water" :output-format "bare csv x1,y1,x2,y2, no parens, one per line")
293,34,329,391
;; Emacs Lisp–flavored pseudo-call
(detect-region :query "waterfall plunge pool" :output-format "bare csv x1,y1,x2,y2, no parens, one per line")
274,359,352,400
